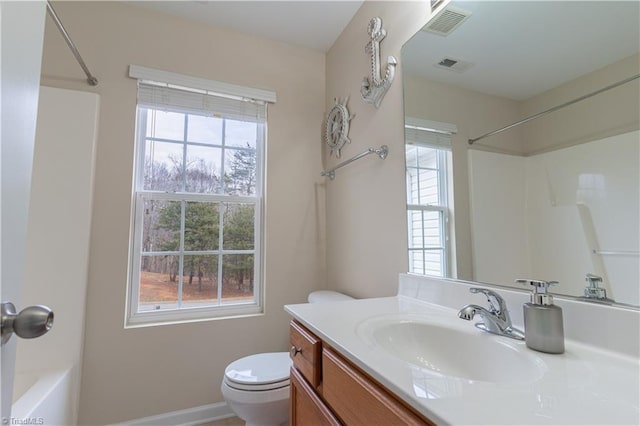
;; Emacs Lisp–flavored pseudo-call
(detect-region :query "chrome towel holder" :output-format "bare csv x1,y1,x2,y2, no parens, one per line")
321,145,388,180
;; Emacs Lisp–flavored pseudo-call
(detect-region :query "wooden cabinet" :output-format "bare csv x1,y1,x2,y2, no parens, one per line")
290,366,341,426
289,320,434,426
322,347,430,425
290,320,322,388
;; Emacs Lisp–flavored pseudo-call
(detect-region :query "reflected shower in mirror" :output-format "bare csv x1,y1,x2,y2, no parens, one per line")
401,1,639,307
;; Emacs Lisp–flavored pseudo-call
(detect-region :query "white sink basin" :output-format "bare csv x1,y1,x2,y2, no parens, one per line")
360,317,546,384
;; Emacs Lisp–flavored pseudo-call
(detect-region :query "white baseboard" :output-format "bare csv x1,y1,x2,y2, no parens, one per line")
112,401,235,426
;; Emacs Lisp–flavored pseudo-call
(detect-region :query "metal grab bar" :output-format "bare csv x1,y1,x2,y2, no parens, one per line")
468,73,640,145
46,1,98,86
321,145,388,180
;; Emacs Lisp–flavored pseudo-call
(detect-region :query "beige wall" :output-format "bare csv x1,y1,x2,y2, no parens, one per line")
521,53,640,154
40,2,326,423
403,76,525,155
324,1,434,298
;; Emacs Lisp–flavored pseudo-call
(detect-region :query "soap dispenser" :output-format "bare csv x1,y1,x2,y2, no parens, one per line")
516,279,565,354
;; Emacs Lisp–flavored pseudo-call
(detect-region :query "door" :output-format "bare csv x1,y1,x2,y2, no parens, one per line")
1,0,47,420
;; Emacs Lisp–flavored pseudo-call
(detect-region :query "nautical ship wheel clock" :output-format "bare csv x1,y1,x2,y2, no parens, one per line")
325,97,354,158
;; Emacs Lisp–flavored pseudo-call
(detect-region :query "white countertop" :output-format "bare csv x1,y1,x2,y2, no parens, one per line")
285,294,640,425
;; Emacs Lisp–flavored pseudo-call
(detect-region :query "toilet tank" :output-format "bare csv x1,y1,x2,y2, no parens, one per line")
308,290,354,303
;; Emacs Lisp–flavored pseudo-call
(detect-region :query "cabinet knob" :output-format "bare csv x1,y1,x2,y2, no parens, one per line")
290,346,302,357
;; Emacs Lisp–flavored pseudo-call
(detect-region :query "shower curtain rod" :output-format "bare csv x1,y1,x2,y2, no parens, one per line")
46,1,98,86
468,73,640,145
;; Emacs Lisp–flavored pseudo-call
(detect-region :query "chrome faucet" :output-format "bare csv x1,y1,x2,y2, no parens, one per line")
584,273,606,299
458,287,525,340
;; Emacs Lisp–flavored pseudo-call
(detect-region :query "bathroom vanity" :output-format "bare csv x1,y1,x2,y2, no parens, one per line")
289,319,432,425
285,274,640,425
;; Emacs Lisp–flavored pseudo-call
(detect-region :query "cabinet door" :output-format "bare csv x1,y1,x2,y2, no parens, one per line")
290,320,322,387
322,348,433,426
290,367,341,426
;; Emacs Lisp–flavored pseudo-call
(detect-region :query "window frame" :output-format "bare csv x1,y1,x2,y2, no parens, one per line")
406,147,450,277
126,66,273,327
404,118,456,278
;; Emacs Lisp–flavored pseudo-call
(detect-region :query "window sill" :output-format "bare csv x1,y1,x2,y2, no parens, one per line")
125,303,263,328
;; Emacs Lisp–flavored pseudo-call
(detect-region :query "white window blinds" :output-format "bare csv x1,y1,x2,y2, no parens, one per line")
405,126,453,151
405,117,457,151
137,83,267,122
129,64,276,122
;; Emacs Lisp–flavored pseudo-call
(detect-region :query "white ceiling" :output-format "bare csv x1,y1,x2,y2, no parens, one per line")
402,1,640,100
125,1,639,100
125,1,364,52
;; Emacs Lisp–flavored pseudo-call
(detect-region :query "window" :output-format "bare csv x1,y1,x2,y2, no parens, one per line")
405,119,456,277
127,66,275,326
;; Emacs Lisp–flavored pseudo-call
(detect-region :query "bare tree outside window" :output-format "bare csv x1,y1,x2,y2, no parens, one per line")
134,107,261,313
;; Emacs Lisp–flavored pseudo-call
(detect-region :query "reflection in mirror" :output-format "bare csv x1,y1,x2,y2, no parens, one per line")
401,1,639,307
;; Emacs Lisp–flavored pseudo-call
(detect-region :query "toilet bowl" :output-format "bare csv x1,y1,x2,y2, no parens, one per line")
221,352,291,426
221,291,353,426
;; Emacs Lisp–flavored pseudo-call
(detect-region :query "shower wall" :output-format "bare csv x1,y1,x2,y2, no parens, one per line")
469,130,639,303
15,86,99,424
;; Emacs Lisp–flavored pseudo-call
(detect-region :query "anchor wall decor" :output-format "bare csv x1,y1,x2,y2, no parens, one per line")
361,17,397,108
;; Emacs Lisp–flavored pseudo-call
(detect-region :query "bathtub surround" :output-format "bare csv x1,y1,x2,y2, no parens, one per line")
11,368,75,425
469,130,639,305
13,86,98,425
40,2,325,423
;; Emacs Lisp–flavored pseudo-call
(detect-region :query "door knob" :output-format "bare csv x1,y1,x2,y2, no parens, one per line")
1,302,54,345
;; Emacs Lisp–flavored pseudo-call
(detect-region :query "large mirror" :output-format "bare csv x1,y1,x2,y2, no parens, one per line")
402,1,639,307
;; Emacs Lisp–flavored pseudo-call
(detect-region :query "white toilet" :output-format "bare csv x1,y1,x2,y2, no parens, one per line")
221,290,353,426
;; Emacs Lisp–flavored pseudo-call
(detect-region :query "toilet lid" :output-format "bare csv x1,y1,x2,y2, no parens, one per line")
224,352,292,390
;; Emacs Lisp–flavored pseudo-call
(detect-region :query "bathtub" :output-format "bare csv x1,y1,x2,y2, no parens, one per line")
12,366,75,426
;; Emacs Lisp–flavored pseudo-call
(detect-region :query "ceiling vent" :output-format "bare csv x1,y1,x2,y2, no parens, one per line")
422,5,472,36
434,57,475,73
